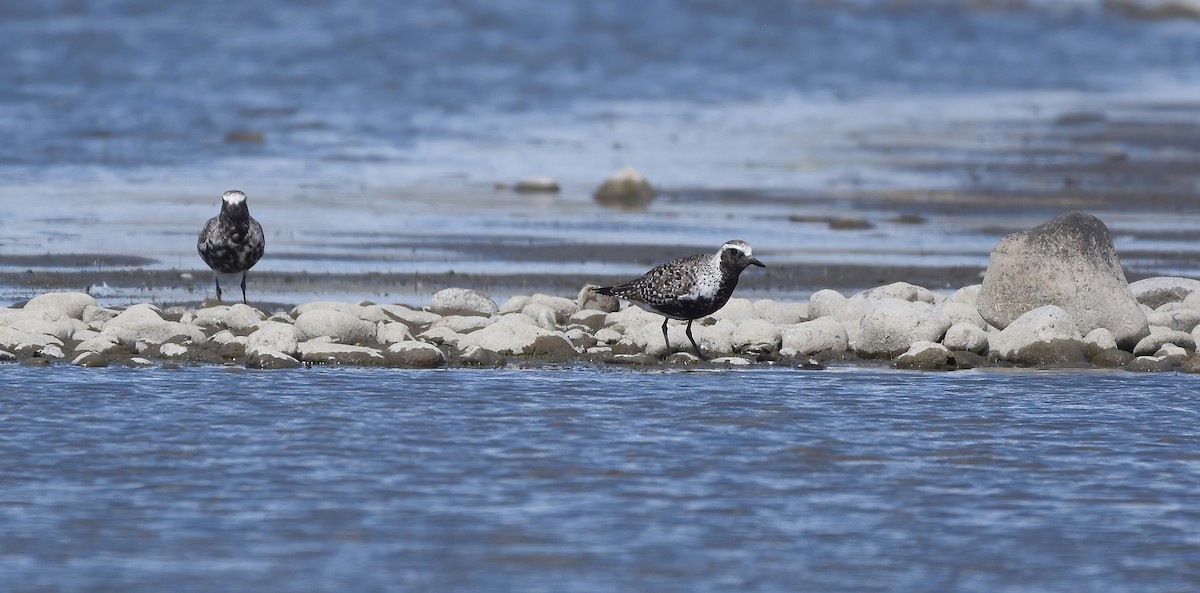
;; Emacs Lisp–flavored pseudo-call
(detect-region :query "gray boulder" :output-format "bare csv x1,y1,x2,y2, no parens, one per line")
297,342,386,366
1129,277,1200,309
24,292,97,319
294,309,377,343
976,211,1148,350
989,305,1087,366
753,299,809,325
101,305,207,346
780,318,848,356
385,341,446,368
246,321,303,357
593,166,655,209
577,285,620,313
1146,308,1200,333
376,322,416,345
428,288,498,317
246,347,304,369
1133,326,1196,356
942,323,988,354
894,341,955,370
854,298,953,359
807,289,848,319
730,319,782,358
192,304,267,331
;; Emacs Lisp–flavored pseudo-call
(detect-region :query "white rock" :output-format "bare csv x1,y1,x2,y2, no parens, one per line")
989,305,1087,365
781,318,849,355
708,298,759,323
246,322,304,357
938,301,987,330
520,304,560,331
376,322,415,345
569,309,608,332
82,305,119,325
375,304,442,331
429,315,494,334
1129,277,1200,309
159,343,189,359
730,319,782,357
498,295,532,315
855,282,940,304
1084,328,1118,353
604,305,662,335
456,315,564,356
297,342,386,366
854,298,953,358
246,346,303,369
74,335,127,356
0,326,62,351
753,299,809,325
976,211,1148,350
577,285,620,313
807,289,848,319
942,323,988,354
39,344,66,359
71,351,108,367
192,303,267,331
1145,308,1200,333
8,316,86,341
1156,343,1188,358
384,341,446,368
530,294,579,323
291,301,363,317
894,341,954,370
24,292,97,319
593,165,654,209
1133,326,1196,355
427,288,498,317
593,327,623,344
946,285,982,305
417,326,465,348
293,309,377,343
100,306,206,346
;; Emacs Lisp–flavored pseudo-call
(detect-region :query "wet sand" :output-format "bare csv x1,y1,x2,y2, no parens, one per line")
2,94,1198,309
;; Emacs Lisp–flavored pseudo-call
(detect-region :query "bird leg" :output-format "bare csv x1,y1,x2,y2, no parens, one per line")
661,317,671,355
686,319,708,361
240,272,248,304
214,276,223,302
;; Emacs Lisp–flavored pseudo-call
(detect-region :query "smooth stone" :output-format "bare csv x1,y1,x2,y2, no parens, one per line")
529,334,577,362
938,301,987,330
246,322,303,357
854,299,953,359
458,345,505,368
894,341,955,371
290,301,363,317
293,309,377,344
428,288,498,317
577,284,620,313
385,341,446,368
519,304,560,331
1092,349,1135,368
159,343,190,360
593,327,623,344
855,282,941,305
376,322,416,345
513,176,560,193
569,310,608,332
710,356,753,366
942,323,988,354
989,305,1087,366
593,165,655,209
373,304,442,331
1133,326,1196,355
1083,328,1119,359
709,298,760,323
781,318,849,355
1126,356,1172,373
946,285,982,306
976,211,1148,350
529,294,579,323
417,326,465,348
0,326,65,352
811,288,849,319
297,342,386,366
192,304,267,331
498,295,532,315
246,347,304,369
24,292,97,319
74,335,129,356
607,353,658,365
456,315,566,356
71,351,109,368
730,319,782,358
753,299,809,325
7,316,86,341
565,328,597,349
39,344,66,359
82,305,119,325
1128,277,1200,309
429,315,494,334
1145,308,1200,333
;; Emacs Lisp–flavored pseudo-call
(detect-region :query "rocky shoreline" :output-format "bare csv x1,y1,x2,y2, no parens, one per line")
3,210,1199,373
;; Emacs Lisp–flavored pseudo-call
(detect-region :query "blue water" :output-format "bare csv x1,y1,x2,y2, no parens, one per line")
2,366,1198,592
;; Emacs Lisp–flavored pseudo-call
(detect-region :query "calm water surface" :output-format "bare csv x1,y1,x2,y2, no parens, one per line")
1,366,1198,592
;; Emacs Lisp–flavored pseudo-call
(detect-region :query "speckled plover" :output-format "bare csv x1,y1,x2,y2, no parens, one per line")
597,240,765,359
197,190,265,304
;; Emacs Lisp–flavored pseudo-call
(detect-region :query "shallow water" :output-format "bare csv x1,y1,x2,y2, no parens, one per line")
2,366,1198,592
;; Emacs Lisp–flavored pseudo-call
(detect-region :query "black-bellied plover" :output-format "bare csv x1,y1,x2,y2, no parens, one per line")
596,240,765,359
197,190,265,304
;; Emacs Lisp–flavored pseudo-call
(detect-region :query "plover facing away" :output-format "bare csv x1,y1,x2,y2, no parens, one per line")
197,190,265,303
596,240,765,359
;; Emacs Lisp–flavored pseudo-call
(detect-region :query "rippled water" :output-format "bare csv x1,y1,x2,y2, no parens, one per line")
2,366,1198,592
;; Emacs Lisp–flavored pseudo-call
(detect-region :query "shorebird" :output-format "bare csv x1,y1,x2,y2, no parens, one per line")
596,240,765,359
197,190,265,304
